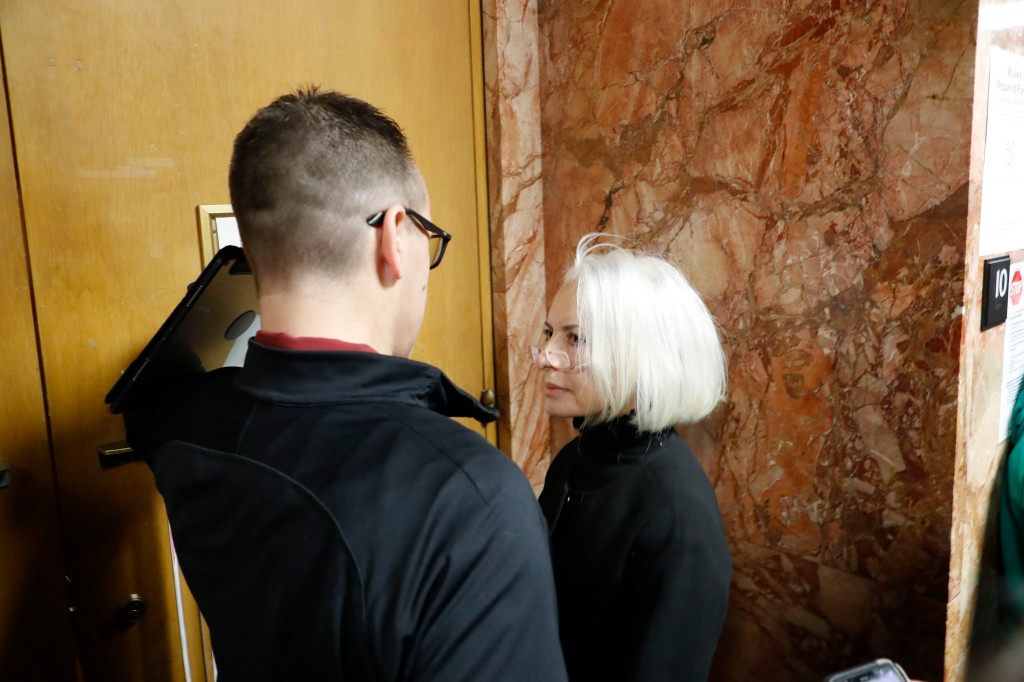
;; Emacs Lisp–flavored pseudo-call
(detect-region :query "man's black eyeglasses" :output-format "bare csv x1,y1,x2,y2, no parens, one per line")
366,207,452,270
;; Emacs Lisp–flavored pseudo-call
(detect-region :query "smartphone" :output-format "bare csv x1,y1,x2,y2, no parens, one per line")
105,245,259,414
824,659,910,682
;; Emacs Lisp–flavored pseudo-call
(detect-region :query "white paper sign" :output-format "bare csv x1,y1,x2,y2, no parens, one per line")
214,215,242,248
980,47,1024,256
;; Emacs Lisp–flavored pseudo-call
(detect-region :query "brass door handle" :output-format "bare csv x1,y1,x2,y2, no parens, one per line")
480,388,497,409
97,440,136,469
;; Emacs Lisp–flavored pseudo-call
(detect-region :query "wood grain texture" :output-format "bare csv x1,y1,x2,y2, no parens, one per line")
0,0,492,678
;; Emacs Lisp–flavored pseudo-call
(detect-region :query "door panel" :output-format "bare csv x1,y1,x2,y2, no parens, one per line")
0,0,492,678
0,64,79,681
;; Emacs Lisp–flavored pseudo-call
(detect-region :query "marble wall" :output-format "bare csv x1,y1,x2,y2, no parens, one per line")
481,0,552,491
479,1,1024,681
949,2,1024,680
529,2,974,681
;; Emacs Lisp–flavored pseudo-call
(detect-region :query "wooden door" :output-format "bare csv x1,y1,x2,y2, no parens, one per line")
0,0,493,679
0,61,80,682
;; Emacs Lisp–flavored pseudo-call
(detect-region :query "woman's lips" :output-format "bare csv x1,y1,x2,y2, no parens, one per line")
545,383,569,396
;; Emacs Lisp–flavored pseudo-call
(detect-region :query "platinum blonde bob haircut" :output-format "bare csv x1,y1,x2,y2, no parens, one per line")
567,234,727,433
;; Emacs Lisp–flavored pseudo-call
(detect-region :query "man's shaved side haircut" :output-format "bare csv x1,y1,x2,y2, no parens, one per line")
229,86,424,286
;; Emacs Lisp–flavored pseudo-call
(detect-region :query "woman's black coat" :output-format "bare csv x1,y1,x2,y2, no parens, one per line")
539,417,732,681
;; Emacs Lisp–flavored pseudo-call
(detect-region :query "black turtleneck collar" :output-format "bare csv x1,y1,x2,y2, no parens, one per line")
567,415,674,492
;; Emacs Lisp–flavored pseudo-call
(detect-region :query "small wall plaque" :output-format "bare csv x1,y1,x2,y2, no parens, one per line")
982,255,1011,331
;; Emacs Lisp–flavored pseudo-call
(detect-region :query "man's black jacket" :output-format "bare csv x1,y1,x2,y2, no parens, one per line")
128,342,567,682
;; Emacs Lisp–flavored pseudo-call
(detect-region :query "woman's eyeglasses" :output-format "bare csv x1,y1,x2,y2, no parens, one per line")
530,346,586,370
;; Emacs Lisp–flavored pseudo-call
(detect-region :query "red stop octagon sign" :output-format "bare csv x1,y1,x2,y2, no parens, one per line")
1012,269,1023,307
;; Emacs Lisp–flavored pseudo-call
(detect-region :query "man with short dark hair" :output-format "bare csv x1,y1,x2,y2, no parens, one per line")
128,87,567,681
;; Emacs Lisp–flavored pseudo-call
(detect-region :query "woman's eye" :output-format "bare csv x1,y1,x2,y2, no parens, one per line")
569,333,580,346
540,328,553,341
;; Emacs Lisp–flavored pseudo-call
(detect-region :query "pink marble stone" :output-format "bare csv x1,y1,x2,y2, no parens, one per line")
482,0,552,488
534,1,974,680
482,1,1024,680
947,4,1024,679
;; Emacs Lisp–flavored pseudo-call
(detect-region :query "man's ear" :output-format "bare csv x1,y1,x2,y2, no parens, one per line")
377,204,406,284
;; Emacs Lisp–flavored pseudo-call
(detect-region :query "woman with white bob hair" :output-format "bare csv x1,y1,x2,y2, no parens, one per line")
536,233,731,682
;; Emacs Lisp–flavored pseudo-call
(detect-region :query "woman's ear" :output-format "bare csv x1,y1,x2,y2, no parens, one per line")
377,204,406,283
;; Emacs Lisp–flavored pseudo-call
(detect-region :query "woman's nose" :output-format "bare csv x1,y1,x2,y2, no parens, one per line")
531,346,555,369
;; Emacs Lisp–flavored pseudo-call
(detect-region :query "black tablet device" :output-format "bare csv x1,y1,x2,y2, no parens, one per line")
105,245,259,414
824,659,909,682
